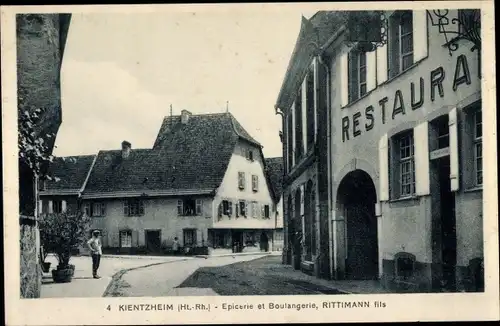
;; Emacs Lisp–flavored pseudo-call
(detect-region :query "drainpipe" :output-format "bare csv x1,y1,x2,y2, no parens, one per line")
275,105,287,260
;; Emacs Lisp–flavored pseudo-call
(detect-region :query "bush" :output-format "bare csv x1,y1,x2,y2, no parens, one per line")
39,209,92,268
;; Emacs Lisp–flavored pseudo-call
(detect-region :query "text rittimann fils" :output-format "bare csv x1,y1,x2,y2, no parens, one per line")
115,301,387,312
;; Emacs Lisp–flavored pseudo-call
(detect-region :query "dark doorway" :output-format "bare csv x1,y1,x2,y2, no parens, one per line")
232,230,243,253
145,230,161,253
438,157,457,290
337,170,379,280
260,232,269,252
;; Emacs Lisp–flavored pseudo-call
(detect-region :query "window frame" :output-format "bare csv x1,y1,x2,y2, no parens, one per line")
251,175,259,192
52,200,63,214
119,230,132,248
239,200,247,217
473,109,483,186
124,199,145,217
388,10,414,78
398,131,416,198
238,172,246,190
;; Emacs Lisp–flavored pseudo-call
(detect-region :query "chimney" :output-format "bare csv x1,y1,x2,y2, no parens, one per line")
121,140,131,159
181,110,192,124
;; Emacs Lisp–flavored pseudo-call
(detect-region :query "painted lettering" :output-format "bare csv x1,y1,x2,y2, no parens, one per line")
392,90,405,119
453,54,472,91
342,116,350,142
352,111,362,137
411,77,424,110
379,97,389,124
430,66,445,101
365,106,374,131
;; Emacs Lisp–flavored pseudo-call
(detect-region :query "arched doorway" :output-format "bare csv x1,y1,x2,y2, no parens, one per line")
337,169,378,280
293,188,302,270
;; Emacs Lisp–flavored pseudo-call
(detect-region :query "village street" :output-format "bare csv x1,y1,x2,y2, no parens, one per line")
108,255,388,297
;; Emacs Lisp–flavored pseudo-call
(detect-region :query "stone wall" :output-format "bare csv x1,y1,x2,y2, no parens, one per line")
20,217,41,299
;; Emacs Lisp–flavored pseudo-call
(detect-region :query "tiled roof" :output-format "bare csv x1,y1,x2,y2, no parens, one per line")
264,157,284,200
84,112,261,196
43,154,96,193
275,11,346,111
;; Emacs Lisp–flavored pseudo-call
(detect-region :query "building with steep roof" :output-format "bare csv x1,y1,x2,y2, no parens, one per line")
43,111,280,255
264,157,285,251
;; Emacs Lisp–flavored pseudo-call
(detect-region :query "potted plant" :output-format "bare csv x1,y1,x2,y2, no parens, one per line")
39,209,92,283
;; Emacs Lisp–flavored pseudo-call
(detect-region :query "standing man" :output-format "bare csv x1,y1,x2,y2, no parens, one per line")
87,230,102,279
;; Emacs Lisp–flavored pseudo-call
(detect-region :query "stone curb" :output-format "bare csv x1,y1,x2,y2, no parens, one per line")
194,252,279,259
102,259,190,297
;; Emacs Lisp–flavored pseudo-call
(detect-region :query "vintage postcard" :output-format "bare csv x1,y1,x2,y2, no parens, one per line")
2,1,498,325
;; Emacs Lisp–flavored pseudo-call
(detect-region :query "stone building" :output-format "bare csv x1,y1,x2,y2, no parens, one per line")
275,9,483,292
17,13,71,298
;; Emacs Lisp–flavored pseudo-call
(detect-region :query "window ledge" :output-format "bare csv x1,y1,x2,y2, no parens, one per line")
464,186,483,193
389,195,419,203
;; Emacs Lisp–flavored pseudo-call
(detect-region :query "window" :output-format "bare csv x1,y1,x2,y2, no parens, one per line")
238,172,246,190
389,10,414,78
222,200,232,216
264,205,270,219
251,202,259,218
294,87,304,162
435,116,450,149
239,200,247,217
177,198,202,216
124,199,144,217
252,175,259,192
348,49,367,103
247,149,254,161
53,200,63,214
84,202,106,217
120,230,132,248
398,132,416,197
183,229,196,247
287,113,294,171
306,65,315,148
474,109,482,186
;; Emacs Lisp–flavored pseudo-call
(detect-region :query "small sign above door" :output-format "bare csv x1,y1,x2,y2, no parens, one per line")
430,147,450,160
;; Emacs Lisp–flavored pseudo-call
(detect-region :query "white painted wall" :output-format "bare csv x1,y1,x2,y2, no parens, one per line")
214,140,276,229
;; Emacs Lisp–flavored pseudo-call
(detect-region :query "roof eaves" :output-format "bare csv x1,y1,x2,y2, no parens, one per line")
81,189,215,200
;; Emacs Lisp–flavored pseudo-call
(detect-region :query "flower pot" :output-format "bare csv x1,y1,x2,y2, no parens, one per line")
52,268,73,283
42,262,51,273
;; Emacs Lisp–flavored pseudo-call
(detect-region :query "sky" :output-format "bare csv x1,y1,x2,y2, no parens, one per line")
54,6,319,159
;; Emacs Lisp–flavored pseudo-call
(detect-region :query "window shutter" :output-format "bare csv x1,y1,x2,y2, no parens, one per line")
101,203,106,216
261,204,265,218
139,201,145,216
123,201,129,216
218,202,223,218
376,44,388,84
38,200,43,214
347,51,359,103
339,51,349,107
228,201,232,216
235,202,239,217
244,201,248,217
367,50,377,91
414,122,430,196
388,16,400,79
413,10,428,62
300,185,305,216
196,199,202,215
449,107,460,191
61,200,67,213
379,133,390,201
48,200,53,214
132,230,139,247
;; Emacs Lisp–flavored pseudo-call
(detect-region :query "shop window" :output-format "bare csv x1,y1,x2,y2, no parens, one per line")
391,130,415,198
123,199,144,217
388,10,414,78
348,49,367,103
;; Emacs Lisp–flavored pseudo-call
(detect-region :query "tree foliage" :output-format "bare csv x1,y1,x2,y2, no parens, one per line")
39,209,92,268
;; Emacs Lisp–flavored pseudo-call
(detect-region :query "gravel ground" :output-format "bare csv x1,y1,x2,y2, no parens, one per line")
177,255,346,295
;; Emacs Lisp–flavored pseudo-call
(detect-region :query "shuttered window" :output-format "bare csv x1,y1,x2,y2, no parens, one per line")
52,200,63,214
252,175,259,192
388,10,414,78
394,131,416,197
238,172,245,190
239,200,247,217
124,199,144,216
